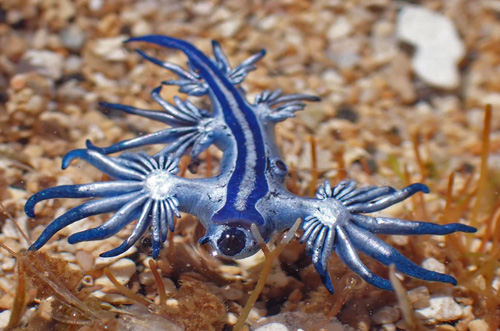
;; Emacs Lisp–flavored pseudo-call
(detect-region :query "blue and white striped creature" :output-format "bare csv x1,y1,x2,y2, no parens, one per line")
25,35,476,293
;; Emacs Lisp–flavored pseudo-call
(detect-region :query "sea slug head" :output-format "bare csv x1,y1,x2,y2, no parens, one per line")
199,222,264,259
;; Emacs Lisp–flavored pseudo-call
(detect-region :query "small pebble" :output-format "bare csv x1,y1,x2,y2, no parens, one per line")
92,291,134,305
6,10,22,25
255,322,289,331
166,298,179,307
0,310,12,329
61,25,85,51
397,5,464,89
89,0,104,11
468,319,489,331
221,284,243,301
95,258,137,287
56,0,76,22
407,286,431,309
384,54,416,103
327,16,353,40
390,234,410,246
0,277,15,295
134,0,158,16
216,18,242,38
9,74,27,91
380,323,396,331
226,312,238,325
4,35,26,60
75,250,94,271
258,16,278,31
435,325,456,331
32,29,49,49
327,38,361,69
421,257,446,274
191,2,214,16
23,50,64,80
91,72,117,88
24,95,45,114
415,296,463,322
93,36,128,62
395,320,407,329
492,276,500,292
138,270,155,286
371,306,400,325
1,220,19,239
1,257,16,272
131,20,152,36
63,55,83,74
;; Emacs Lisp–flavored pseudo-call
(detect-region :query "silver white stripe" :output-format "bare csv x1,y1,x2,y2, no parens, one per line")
211,74,257,211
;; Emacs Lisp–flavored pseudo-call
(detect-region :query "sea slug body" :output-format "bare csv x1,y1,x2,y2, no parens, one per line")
26,35,476,293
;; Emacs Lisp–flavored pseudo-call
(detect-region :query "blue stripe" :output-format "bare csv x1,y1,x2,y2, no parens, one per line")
129,36,268,225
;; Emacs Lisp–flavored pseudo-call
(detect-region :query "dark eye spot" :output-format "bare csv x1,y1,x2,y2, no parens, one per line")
217,228,246,256
274,160,287,172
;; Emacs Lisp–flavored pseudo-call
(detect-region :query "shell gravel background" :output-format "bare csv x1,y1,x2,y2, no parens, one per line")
0,0,499,330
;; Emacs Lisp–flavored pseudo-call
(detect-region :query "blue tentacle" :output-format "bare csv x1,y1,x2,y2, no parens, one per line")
86,127,196,155
62,149,145,181
334,180,358,200
159,200,168,243
347,183,430,213
134,152,157,171
135,37,265,91
151,200,162,258
100,198,154,257
255,89,320,122
268,93,321,106
313,226,336,293
126,36,212,72
341,187,396,205
68,194,148,243
301,215,338,293
114,154,152,175
339,185,377,200
155,132,198,158
135,48,209,96
166,198,180,230
311,227,328,266
190,132,214,159
275,102,306,114
315,261,334,294
127,36,218,99
350,214,476,235
162,154,179,173
303,223,323,256
164,79,207,96
228,51,266,84
332,180,356,198
319,226,336,274
335,227,393,290
150,88,203,123
171,97,203,122
135,49,198,80
228,54,265,84
99,102,189,126
345,224,457,285
25,181,143,218
211,40,231,72
29,193,136,250
301,217,321,242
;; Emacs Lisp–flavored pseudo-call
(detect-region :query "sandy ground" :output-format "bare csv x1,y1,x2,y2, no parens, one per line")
0,1,499,330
